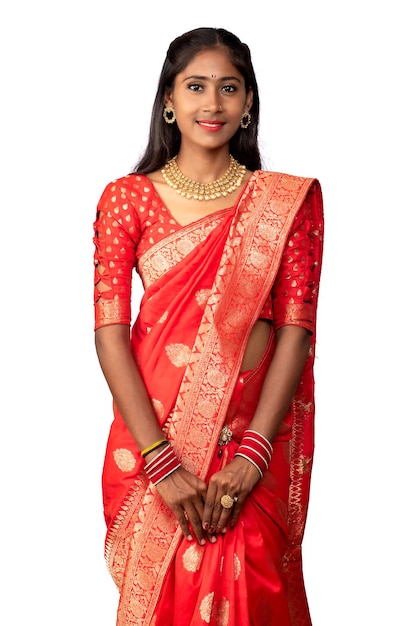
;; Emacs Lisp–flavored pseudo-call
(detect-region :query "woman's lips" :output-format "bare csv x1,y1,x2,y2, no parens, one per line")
197,120,225,132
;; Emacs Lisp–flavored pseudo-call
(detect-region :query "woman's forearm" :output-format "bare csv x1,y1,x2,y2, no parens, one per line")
248,325,311,441
95,324,164,450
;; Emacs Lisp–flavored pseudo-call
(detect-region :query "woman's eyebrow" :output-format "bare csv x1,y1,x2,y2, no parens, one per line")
182,74,241,83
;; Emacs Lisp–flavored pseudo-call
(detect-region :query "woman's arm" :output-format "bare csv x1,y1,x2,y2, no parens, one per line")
247,324,311,439
95,324,165,448
202,324,310,533
95,324,208,543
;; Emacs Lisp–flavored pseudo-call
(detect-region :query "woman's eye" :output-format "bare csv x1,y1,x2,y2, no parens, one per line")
222,85,236,93
188,83,203,92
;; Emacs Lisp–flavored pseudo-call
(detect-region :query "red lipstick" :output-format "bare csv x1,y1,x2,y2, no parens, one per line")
197,120,225,132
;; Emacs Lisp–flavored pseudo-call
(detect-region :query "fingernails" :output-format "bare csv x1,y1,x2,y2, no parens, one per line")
187,534,193,541
203,522,209,531
209,535,217,543
199,538,206,546
208,526,215,534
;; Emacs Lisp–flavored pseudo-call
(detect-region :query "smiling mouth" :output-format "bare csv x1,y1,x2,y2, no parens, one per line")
197,120,225,129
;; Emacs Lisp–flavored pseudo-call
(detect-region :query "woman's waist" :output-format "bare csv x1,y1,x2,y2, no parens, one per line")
220,363,293,449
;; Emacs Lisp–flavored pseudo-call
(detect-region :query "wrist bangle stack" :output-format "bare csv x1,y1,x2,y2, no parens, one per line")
141,438,168,458
235,429,273,478
144,443,181,485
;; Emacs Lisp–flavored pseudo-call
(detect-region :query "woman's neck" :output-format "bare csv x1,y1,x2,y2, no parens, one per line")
175,147,232,183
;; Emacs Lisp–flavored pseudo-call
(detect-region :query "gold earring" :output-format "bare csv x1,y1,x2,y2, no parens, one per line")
240,111,251,129
163,106,176,124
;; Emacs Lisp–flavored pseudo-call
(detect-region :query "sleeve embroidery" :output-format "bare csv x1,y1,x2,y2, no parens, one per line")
271,188,321,333
93,178,142,330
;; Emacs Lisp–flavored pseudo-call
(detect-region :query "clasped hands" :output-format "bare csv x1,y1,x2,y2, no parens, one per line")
156,456,261,545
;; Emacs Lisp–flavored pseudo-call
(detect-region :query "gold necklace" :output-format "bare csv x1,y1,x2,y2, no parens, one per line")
161,154,246,201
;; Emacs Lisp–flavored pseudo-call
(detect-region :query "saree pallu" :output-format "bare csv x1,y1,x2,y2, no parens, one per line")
100,171,324,625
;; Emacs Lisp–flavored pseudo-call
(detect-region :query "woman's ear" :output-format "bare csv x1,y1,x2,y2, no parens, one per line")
164,89,173,108
245,87,253,113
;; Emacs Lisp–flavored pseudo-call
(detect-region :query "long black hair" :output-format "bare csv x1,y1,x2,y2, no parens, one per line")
132,27,262,174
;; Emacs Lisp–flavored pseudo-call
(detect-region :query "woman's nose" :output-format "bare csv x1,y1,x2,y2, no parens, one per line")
203,90,222,113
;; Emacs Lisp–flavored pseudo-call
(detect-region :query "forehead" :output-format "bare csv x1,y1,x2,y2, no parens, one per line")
178,47,241,78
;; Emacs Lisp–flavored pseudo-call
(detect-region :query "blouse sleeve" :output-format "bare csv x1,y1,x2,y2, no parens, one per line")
272,186,322,333
93,178,141,330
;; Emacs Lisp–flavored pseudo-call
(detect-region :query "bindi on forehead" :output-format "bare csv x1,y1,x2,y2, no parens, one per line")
211,74,216,78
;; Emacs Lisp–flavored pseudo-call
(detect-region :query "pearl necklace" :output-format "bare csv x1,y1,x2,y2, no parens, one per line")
161,155,246,201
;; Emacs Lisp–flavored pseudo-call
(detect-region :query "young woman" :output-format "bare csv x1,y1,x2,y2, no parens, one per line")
93,27,324,626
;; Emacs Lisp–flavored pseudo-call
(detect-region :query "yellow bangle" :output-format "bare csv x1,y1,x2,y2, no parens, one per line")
141,438,167,457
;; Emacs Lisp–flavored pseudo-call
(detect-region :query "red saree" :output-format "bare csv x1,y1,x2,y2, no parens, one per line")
93,170,324,625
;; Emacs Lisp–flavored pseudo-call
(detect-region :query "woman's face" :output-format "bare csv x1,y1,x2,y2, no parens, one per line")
166,47,253,152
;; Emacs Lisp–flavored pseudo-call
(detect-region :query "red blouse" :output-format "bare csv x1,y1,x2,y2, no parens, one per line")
93,174,317,333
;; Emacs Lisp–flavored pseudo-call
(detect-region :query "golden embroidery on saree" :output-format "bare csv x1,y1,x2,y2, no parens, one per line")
200,592,214,623
151,398,164,419
233,553,242,580
182,544,204,572
200,594,230,626
113,448,137,472
216,597,230,626
165,343,192,367
140,219,224,288
195,288,211,308
296,454,313,475
157,311,168,324
142,540,167,563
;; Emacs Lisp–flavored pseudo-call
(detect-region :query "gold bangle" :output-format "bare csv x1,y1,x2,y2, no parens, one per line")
141,438,167,457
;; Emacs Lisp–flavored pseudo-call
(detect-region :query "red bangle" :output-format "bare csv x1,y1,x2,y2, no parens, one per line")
235,429,273,478
144,443,181,486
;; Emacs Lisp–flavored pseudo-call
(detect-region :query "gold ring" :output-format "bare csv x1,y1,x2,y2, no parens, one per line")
220,495,235,509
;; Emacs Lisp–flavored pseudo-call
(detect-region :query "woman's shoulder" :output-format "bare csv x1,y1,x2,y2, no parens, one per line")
97,173,160,213
253,171,322,212
100,172,154,197
257,169,318,185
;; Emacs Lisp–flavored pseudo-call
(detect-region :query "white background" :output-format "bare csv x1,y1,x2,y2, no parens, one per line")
1,1,417,624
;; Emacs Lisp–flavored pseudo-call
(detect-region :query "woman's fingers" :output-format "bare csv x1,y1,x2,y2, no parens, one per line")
156,468,207,543
214,498,236,533
157,458,260,542
172,501,208,544
202,457,260,533
202,474,238,534
172,504,193,541
202,488,225,534
228,496,244,528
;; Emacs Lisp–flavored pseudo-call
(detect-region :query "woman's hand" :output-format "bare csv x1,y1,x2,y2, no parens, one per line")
202,457,261,537
156,467,208,545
